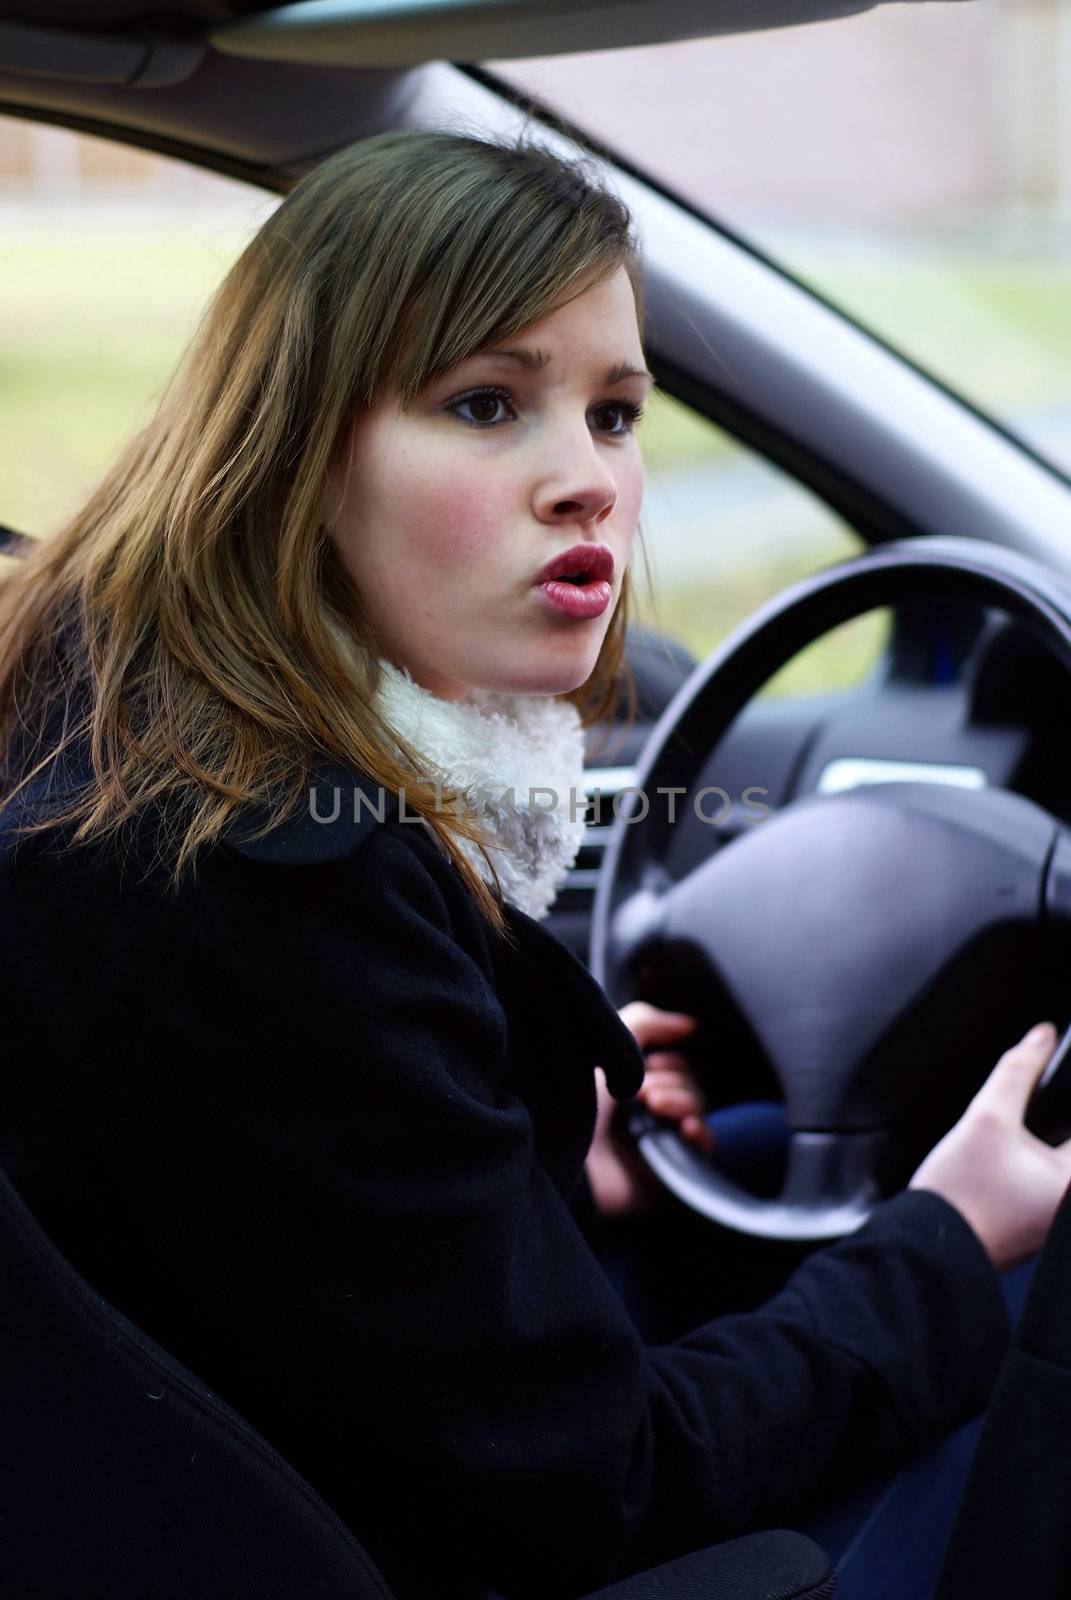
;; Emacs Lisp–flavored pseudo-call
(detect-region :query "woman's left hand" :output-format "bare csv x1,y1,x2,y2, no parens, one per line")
586,1002,714,1218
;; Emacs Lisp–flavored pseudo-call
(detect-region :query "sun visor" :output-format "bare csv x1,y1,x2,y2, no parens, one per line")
209,0,975,69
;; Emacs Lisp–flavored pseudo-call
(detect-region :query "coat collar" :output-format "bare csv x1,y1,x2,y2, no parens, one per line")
372,659,589,921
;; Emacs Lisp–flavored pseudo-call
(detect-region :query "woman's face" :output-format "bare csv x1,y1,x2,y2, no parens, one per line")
327,266,649,701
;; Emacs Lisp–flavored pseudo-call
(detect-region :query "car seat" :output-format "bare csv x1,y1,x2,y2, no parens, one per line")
0,1159,834,1598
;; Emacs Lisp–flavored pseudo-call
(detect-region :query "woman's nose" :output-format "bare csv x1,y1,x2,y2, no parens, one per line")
532,432,618,527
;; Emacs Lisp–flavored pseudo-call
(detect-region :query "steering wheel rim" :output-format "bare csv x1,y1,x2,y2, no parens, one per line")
591,535,1071,1241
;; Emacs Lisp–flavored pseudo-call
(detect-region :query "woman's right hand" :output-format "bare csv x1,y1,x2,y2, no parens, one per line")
909,1022,1071,1272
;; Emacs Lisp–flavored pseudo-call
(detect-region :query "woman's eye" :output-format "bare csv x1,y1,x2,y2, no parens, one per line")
590,400,645,436
445,387,515,427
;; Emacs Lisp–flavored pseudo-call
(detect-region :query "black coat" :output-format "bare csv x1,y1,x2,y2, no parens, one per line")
0,758,1010,1600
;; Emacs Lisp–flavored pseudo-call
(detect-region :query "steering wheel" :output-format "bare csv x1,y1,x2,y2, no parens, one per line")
590,535,1071,1242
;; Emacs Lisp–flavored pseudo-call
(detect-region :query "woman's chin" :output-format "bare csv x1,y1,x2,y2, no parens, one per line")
438,634,605,701
505,637,608,699
495,662,597,700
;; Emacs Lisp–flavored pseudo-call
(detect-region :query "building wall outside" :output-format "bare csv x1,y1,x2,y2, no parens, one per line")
501,0,1070,227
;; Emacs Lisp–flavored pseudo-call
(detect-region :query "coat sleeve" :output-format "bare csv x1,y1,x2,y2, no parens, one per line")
119,821,1011,1600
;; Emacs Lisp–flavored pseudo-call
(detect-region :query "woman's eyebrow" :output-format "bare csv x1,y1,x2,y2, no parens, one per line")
483,346,653,386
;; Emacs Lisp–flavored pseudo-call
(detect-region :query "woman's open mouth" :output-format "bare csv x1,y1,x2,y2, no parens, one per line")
534,543,614,620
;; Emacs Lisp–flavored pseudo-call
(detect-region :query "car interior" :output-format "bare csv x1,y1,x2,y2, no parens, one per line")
2,1,1071,1596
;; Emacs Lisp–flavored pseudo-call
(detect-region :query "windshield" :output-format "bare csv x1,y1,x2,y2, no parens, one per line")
493,0,1071,481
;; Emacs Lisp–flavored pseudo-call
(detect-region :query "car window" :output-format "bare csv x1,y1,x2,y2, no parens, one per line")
494,0,1071,482
633,389,891,698
0,119,277,538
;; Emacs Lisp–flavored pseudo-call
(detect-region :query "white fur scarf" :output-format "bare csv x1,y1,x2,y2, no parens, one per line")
373,658,589,920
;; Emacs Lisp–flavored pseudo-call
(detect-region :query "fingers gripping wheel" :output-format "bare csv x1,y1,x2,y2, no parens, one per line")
590,536,1071,1242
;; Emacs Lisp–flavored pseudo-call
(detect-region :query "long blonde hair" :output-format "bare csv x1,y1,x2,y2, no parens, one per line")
0,129,644,933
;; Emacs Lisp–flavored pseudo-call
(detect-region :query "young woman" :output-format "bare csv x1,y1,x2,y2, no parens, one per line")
0,129,1068,1600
